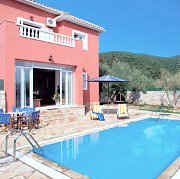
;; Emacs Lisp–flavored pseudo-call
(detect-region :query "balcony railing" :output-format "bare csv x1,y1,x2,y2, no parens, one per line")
19,25,76,48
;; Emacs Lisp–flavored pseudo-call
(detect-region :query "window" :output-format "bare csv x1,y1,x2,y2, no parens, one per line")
17,17,44,29
74,33,83,40
73,30,88,50
0,79,4,90
83,73,88,90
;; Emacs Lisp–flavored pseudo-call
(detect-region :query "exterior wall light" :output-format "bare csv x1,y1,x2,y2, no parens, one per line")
49,55,53,61
30,16,34,21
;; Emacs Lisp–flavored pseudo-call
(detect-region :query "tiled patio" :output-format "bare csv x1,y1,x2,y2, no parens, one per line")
0,108,180,179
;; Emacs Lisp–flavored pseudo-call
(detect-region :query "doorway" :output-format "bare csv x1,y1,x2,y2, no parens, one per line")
33,69,55,106
15,61,74,108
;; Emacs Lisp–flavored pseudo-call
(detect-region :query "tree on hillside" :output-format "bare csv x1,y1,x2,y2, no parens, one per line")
158,70,180,109
99,59,110,76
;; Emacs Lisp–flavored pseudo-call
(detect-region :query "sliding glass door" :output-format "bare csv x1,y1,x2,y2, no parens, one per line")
16,61,73,108
67,71,73,105
61,71,73,105
15,67,32,107
15,68,21,107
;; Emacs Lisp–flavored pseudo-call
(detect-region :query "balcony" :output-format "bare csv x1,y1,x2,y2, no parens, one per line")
19,24,76,48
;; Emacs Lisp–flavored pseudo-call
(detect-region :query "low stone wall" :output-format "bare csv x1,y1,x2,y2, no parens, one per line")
0,90,6,112
127,91,180,107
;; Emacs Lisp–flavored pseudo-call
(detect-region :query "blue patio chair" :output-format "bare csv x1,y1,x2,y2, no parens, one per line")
0,108,4,114
22,107,35,118
23,107,35,112
12,106,23,112
0,113,17,131
20,110,40,132
0,113,10,124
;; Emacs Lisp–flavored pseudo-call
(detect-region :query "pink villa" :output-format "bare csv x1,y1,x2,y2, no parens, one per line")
0,0,104,111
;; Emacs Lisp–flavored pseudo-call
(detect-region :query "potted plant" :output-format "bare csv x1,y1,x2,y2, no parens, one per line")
52,92,60,105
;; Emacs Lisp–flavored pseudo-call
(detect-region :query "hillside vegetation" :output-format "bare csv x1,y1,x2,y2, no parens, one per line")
99,52,180,108
99,51,180,107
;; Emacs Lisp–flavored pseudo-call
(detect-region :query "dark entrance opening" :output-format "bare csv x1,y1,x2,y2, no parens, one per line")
33,69,55,106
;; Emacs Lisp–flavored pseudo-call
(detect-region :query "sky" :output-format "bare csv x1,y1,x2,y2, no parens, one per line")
38,0,180,57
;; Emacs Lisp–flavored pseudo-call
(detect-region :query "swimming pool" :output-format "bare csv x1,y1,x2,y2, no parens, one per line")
34,118,180,179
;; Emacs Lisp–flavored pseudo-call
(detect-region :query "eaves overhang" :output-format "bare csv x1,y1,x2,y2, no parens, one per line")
15,0,105,33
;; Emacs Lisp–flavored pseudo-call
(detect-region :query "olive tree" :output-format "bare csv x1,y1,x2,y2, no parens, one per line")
158,70,180,109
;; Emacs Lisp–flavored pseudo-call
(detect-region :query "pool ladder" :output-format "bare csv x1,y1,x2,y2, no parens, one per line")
151,105,165,119
4,129,42,161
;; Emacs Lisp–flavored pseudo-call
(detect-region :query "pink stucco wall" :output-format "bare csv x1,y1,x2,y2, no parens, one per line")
0,0,100,111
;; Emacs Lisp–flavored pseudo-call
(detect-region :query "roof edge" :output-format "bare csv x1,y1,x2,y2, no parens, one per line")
56,14,105,33
15,0,68,15
15,0,105,33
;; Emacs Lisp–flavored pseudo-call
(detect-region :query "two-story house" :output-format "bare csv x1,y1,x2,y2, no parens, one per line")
0,0,104,111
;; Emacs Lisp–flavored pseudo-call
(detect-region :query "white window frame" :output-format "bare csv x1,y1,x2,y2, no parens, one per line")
72,30,88,51
83,73,88,90
17,17,44,28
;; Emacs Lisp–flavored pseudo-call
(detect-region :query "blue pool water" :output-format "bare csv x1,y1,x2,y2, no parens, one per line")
34,118,180,179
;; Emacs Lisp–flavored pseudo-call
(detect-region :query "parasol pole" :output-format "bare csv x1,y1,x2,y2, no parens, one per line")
108,82,109,114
